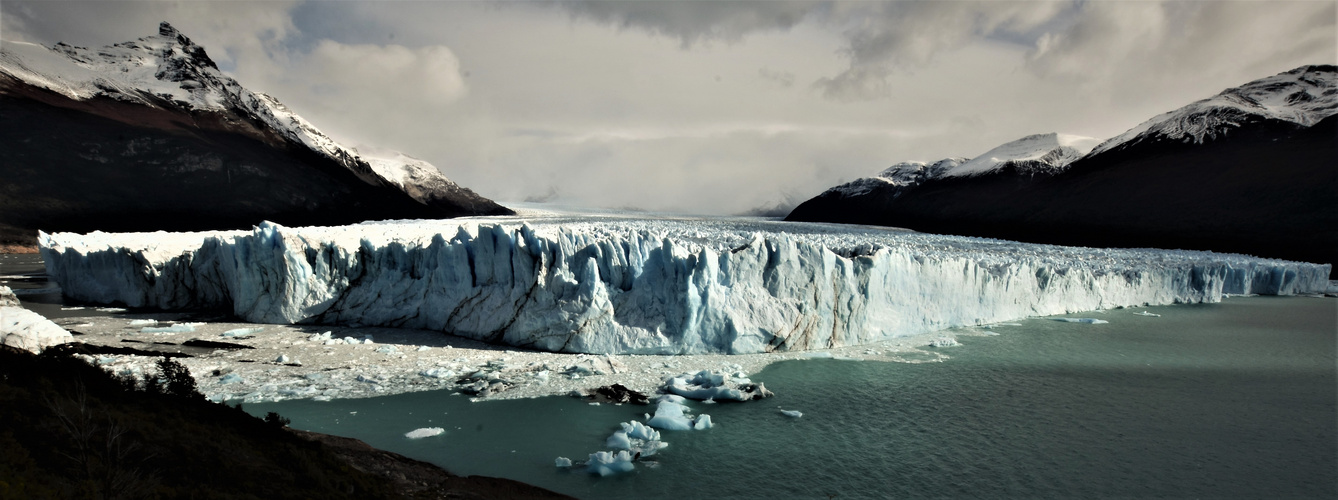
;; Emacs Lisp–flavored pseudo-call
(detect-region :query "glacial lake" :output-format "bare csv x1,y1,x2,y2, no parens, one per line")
250,295,1337,499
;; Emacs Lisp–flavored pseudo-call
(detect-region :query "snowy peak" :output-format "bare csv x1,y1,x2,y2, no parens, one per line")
1090,65,1338,156
820,132,1096,198
944,133,1100,178
0,23,504,214
876,158,967,185
17,21,234,110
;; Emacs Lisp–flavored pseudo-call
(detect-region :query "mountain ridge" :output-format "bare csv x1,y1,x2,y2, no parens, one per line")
0,22,510,246
787,65,1338,276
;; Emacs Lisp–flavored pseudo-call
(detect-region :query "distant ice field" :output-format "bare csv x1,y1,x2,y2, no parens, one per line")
39,211,1331,355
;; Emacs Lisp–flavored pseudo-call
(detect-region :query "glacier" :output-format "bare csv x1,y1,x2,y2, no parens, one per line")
38,215,1330,355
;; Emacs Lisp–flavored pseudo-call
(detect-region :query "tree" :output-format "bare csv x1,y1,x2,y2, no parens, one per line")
155,357,202,400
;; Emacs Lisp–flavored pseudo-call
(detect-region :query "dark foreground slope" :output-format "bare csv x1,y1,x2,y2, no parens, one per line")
789,69,1337,275
0,346,570,499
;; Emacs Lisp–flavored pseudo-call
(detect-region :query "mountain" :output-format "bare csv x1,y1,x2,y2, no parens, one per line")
787,65,1338,275
0,22,511,247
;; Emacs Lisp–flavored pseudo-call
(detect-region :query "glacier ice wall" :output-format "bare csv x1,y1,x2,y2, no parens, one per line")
38,217,1331,354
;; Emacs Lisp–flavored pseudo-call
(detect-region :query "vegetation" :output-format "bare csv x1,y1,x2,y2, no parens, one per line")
0,346,402,499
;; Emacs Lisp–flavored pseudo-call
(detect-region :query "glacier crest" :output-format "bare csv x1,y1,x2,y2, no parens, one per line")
38,219,1330,355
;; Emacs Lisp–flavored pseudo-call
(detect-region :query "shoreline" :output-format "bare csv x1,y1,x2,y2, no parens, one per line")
288,427,574,499
0,243,38,254
49,310,970,405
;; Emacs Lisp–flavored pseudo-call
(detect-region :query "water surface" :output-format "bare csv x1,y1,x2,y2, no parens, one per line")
251,296,1336,499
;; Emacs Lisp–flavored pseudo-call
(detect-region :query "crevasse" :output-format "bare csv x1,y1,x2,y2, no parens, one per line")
38,218,1330,354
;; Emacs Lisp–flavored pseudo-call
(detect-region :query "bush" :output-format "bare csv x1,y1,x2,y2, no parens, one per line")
263,412,290,428
156,357,202,400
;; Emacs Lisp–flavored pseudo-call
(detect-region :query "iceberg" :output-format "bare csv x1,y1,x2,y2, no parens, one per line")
38,217,1331,355
1,294,72,353
404,427,445,439
1053,318,1109,324
586,450,636,476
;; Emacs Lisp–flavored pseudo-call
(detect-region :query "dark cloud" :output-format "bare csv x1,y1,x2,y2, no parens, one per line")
556,0,825,46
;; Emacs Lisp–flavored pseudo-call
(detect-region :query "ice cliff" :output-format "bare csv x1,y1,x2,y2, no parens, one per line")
38,217,1330,355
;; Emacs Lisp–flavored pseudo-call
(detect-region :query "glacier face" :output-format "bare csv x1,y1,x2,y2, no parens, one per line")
39,216,1330,355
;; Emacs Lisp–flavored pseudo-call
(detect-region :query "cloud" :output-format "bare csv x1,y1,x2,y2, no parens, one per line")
1027,1,1337,76
289,41,466,106
1024,1,1336,107
556,0,1075,101
556,0,824,46
758,66,796,87
813,1,1071,101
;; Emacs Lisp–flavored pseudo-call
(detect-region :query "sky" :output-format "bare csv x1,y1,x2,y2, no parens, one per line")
2,0,1334,215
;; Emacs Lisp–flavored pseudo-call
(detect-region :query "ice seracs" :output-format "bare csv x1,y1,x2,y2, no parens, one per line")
39,216,1330,355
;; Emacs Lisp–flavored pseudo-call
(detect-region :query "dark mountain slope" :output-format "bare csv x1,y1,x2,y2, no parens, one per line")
0,23,510,247
788,66,1337,275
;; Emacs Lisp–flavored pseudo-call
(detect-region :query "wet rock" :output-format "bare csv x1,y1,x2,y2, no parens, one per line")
589,384,651,405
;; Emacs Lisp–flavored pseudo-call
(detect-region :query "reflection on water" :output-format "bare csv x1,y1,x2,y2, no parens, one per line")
252,296,1337,499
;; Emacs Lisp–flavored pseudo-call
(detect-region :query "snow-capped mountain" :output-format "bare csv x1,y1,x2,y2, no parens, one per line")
822,132,1097,199
1090,65,1337,156
945,133,1100,177
788,65,1337,276
0,22,509,245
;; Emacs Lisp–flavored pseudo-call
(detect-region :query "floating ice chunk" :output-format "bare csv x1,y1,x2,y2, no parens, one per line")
416,346,431,352
405,427,445,439
928,337,959,347
303,372,325,381
219,373,242,384
375,346,398,355
586,451,635,476
555,457,572,468
605,431,632,450
663,369,772,401
1053,318,1109,324
1133,311,1161,317
275,355,299,365
141,323,195,333
693,414,714,429
309,331,334,342
323,339,341,346
621,420,660,441
222,327,263,337
95,307,127,313
418,368,456,379
802,352,834,359
780,409,803,418
128,319,157,326
647,399,695,431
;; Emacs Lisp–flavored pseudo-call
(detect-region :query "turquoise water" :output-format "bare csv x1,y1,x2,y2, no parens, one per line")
256,296,1336,499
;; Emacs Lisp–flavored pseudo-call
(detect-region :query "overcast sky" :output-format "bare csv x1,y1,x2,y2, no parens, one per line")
3,1,1333,214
